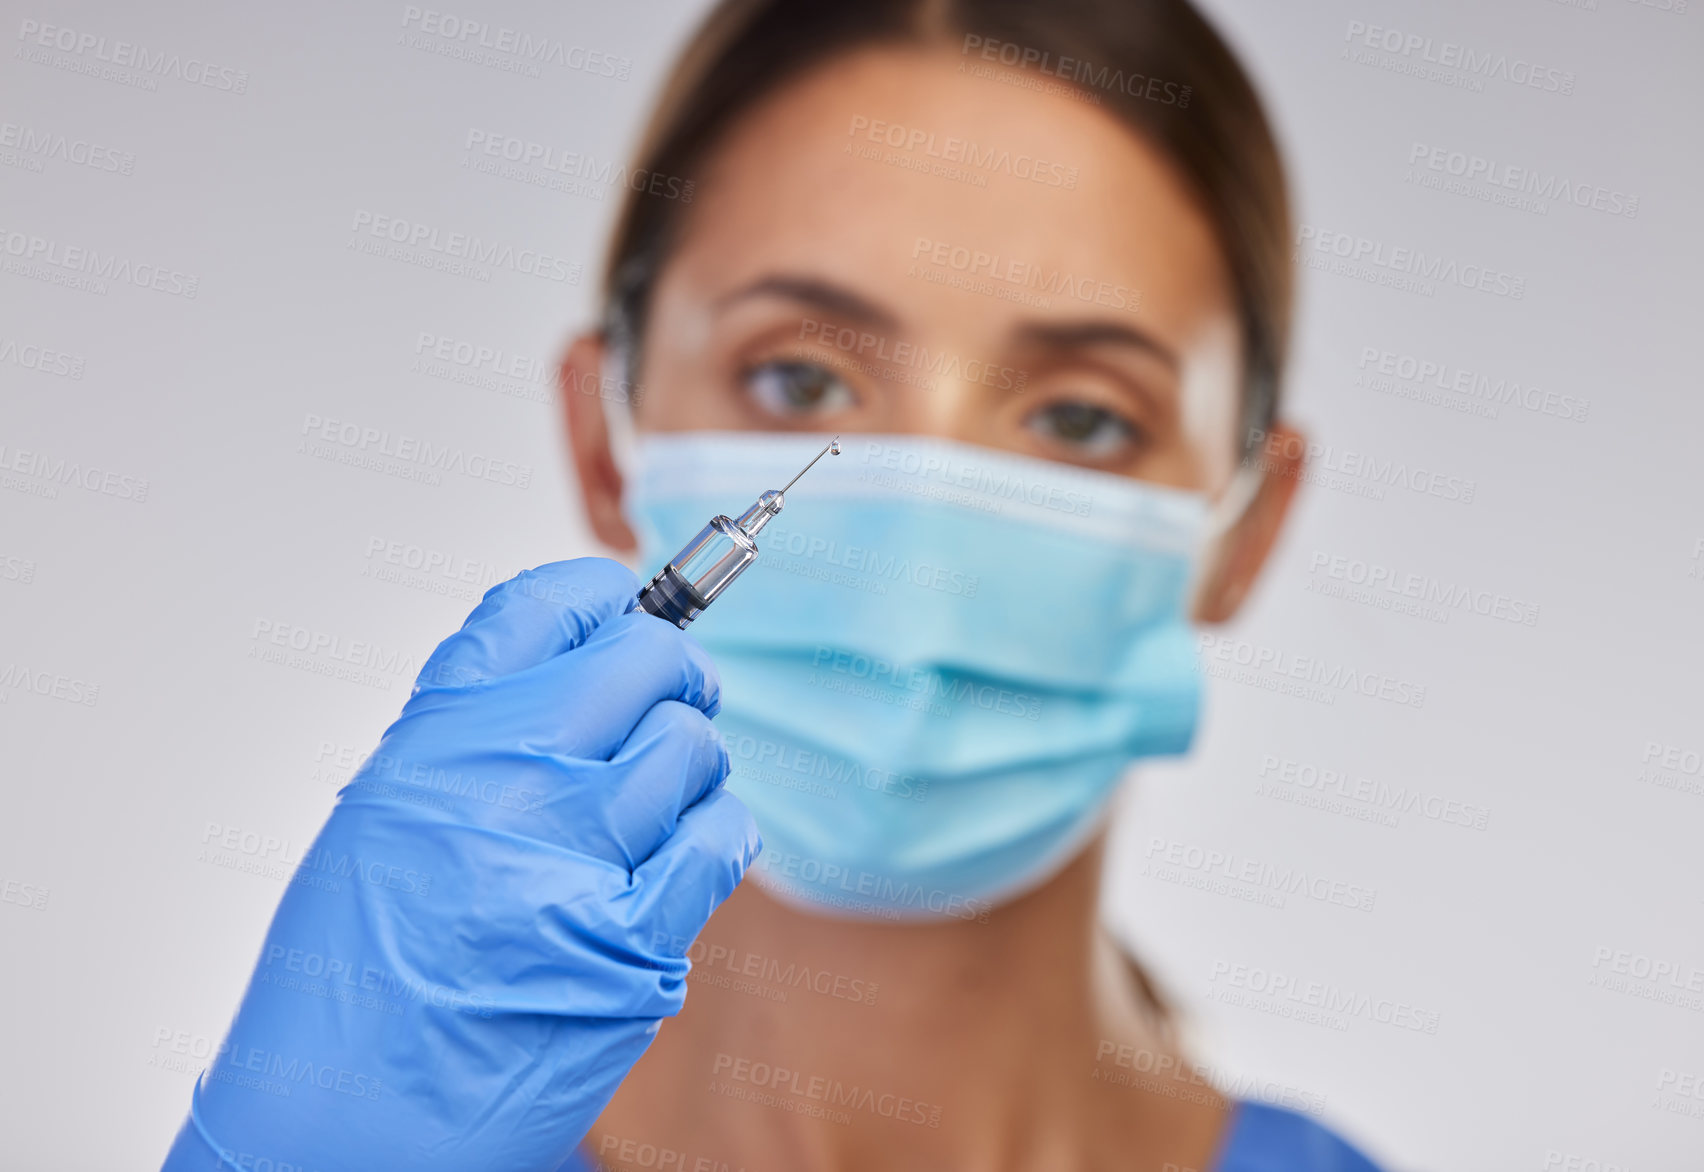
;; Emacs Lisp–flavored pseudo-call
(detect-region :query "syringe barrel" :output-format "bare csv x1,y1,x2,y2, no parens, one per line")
635,515,758,628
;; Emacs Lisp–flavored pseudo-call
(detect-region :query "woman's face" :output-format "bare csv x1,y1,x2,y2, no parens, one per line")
565,44,1303,618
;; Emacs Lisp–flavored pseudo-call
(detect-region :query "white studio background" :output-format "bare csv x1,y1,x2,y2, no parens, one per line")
1,0,1699,1169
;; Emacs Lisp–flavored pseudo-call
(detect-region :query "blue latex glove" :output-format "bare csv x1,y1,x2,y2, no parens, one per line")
162,558,759,1172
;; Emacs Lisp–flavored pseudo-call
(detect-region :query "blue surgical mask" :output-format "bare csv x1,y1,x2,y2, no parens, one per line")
627,432,1209,921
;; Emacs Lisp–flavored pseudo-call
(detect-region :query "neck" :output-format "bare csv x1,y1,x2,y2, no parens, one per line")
590,838,1219,1172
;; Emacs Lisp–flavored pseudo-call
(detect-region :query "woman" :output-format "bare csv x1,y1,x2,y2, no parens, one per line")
164,1,1384,1169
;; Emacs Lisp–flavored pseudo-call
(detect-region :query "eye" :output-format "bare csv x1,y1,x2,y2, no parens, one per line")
743,360,857,418
1024,399,1139,459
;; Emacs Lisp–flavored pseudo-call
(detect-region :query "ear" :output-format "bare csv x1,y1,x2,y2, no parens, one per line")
559,332,638,553
1189,422,1305,623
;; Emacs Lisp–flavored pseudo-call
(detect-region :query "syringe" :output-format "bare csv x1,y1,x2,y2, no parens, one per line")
635,436,841,628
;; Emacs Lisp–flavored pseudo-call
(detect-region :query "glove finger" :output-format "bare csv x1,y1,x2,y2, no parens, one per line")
628,786,760,951
590,700,730,867
416,558,638,688
506,610,722,760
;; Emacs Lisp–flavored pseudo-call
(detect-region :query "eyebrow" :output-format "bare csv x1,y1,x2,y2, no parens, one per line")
717,271,1178,370
1013,319,1179,372
716,273,900,332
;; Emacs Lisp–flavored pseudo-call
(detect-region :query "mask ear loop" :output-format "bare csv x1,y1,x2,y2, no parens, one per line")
1202,365,1285,552
1204,463,1264,543
599,255,649,543
1183,462,1266,614
599,336,639,491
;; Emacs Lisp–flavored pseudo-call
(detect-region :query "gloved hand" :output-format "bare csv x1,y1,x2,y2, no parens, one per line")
161,558,759,1172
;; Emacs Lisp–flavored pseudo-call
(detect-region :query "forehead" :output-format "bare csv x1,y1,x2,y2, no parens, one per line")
660,44,1234,349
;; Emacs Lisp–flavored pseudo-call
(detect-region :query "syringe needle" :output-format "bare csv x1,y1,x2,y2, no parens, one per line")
781,436,841,494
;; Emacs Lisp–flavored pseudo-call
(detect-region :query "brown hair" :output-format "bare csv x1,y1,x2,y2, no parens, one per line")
597,0,1294,1029
600,0,1294,454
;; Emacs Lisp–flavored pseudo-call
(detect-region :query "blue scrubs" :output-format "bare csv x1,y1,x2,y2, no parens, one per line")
564,1099,1385,1170
1213,1101,1384,1170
